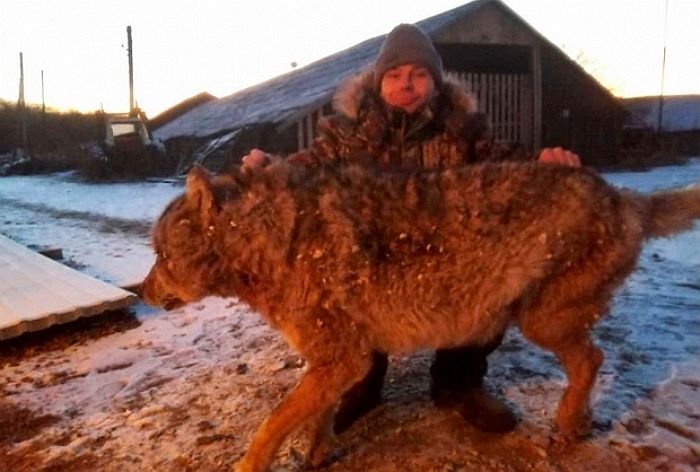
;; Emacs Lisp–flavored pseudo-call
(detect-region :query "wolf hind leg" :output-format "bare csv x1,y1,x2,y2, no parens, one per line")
517,301,605,438
235,356,371,472
552,333,603,437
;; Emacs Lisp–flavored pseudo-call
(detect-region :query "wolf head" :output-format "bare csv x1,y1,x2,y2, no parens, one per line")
140,165,223,308
140,163,299,310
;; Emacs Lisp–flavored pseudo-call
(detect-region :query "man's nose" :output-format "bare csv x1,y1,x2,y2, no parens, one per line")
399,76,414,90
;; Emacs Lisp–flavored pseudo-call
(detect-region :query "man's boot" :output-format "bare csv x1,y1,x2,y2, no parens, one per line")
333,352,388,434
430,342,517,433
431,384,517,433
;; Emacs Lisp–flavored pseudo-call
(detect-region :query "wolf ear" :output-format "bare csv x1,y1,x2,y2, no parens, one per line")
186,165,215,226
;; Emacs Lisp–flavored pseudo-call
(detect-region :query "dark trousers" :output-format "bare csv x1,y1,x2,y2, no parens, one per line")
334,337,504,432
430,334,504,392
342,334,505,406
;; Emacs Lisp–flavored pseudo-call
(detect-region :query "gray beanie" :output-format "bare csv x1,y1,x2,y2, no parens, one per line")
373,23,444,91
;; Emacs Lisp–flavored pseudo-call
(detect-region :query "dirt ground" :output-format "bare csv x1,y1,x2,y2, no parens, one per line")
1,300,694,472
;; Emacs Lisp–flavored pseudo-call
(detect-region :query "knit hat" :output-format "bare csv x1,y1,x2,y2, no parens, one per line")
373,23,444,91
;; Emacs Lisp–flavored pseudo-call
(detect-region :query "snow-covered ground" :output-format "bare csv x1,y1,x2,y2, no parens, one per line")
0,175,182,288
0,160,699,472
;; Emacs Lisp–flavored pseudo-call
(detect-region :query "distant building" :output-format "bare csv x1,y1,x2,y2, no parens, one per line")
148,92,216,133
623,95,700,156
155,0,627,172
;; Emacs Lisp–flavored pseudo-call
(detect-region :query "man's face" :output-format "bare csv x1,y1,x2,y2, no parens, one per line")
379,63,436,114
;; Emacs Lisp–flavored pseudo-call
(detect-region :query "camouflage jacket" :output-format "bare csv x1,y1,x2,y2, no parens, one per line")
288,70,529,170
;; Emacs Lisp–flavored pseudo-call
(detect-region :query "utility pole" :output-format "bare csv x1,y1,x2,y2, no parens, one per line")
657,0,669,133
42,70,46,144
17,52,28,153
127,25,135,114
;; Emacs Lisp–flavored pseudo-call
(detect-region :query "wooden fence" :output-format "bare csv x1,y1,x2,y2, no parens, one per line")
451,72,531,145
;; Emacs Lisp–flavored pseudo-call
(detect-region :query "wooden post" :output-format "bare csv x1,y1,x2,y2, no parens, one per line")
18,52,28,153
657,0,669,132
127,26,135,114
41,70,46,145
521,70,533,152
531,45,542,151
305,113,313,147
297,120,304,151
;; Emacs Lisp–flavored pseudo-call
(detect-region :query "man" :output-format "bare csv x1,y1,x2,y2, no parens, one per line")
243,23,579,435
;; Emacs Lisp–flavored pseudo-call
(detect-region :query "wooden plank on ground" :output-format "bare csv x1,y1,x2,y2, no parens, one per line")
0,234,138,341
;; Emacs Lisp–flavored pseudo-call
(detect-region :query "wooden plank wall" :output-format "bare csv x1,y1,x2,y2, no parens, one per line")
452,71,528,145
296,107,328,151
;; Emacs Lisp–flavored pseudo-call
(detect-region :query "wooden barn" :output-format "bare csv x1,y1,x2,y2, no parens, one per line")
154,0,627,171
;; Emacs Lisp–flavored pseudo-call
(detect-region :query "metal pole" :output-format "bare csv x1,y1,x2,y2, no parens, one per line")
657,0,669,133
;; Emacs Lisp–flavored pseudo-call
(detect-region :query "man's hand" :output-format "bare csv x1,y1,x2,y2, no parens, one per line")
241,149,271,171
538,147,581,167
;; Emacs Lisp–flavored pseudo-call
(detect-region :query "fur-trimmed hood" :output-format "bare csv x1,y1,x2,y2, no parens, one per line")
331,69,478,122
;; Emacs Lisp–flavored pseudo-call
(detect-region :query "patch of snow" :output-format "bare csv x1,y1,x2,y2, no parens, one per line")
0,172,182,221
0,172,183,287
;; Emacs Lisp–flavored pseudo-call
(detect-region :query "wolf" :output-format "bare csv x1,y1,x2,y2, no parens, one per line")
141,160,700,472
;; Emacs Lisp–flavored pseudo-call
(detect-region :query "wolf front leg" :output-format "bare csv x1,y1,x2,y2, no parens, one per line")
305,406,340,468
234,358,372,472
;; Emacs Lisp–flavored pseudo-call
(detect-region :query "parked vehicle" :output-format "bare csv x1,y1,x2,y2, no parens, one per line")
84,109,173,179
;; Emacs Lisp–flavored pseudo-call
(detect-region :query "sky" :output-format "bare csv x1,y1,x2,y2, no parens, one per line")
1,0,698,117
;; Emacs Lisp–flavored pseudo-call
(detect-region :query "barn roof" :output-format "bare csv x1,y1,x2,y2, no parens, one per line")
623,95,700,132
148,91,217,132
154,0,615,142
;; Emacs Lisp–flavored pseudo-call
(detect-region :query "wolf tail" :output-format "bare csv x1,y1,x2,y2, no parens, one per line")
641,185,700,239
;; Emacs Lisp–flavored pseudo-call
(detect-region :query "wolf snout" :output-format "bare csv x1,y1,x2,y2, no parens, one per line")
139,284,184,310
161,296,185,310
138,272,184,310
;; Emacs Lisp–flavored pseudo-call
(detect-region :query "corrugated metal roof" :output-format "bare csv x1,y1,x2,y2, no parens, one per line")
623,95,700,132
0,235,138,341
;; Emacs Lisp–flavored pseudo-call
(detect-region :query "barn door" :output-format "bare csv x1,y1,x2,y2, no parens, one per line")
450,72,532,149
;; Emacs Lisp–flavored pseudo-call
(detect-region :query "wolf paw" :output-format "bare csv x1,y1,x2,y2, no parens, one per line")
303,446,345,470
555,412,592,440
